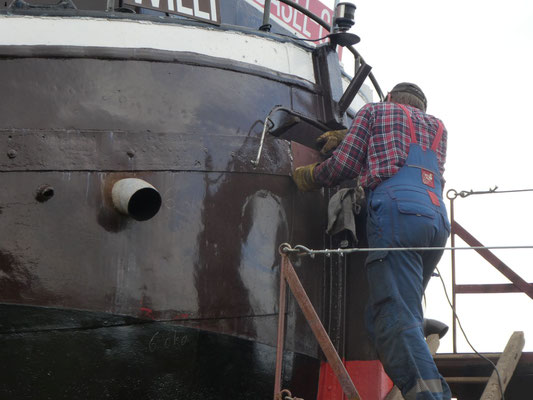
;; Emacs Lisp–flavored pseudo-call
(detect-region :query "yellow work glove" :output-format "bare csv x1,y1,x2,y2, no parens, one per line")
292,163,321,192
316,129,348,155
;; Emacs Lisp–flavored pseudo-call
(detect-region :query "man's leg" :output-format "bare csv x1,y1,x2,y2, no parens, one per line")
420,216,451,398
367,249,447,399
366,193,451,400
421,216,450,291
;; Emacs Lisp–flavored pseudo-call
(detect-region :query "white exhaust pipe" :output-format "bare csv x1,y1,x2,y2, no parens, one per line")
111,178,162,221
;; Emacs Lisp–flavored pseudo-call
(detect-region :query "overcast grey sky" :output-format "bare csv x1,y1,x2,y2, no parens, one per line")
321,0,533,352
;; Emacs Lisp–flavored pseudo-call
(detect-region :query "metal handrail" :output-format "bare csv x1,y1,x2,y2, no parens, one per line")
263,0,384,101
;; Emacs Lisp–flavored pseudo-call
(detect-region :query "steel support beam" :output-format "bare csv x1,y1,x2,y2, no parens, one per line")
452,221,533,300
455,283,533,294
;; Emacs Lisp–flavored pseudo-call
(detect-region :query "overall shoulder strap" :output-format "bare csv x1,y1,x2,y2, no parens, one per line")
398,104,444,152
396,104,417,144
430,121,444,151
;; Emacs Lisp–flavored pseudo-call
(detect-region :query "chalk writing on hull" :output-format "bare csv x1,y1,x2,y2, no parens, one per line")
148,330,191,352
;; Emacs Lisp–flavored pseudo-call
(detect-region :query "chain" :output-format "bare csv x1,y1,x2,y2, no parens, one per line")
275,389,303,400
279,243,533,258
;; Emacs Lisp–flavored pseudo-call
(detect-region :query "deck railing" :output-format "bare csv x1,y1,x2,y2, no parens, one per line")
261,0,385,101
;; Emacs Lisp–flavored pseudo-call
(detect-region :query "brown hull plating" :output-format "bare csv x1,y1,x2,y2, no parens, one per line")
0,46,329,354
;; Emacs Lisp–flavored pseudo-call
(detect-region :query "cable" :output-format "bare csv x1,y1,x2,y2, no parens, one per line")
448,186,533,200
435,266,505,400
273,32,332,42
280,243,533,257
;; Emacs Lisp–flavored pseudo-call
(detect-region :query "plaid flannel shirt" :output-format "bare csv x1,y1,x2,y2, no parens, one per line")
314,102,447,190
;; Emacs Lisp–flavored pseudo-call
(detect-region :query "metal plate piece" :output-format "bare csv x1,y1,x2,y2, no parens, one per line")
268,108,329,150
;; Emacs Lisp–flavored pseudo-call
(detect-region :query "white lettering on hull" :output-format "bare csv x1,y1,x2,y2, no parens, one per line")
126,0,219,23
176,0,193,16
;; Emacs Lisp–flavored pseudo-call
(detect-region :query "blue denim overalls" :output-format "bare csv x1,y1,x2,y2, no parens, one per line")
365,104,451,400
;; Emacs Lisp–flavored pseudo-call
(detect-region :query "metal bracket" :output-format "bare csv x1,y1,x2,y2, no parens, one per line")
267,106,330,148
313,44,372,124
338,63,372,116
328,32,360,47
313,44,346,128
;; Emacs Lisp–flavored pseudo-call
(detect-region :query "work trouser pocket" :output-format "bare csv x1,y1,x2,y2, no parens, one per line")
396,200,437,219
394,197,440,247
366,192,391,247
366,251,399,330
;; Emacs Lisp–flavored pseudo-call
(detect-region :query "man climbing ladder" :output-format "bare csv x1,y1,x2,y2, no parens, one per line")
293,83,451,400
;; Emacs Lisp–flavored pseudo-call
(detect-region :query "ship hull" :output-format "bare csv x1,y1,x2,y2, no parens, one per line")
0,16,331,399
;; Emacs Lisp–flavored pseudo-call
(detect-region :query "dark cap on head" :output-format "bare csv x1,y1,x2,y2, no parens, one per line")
390,82,427,110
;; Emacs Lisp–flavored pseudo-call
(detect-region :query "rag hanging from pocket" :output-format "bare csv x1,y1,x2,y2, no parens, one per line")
326,187,363,243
